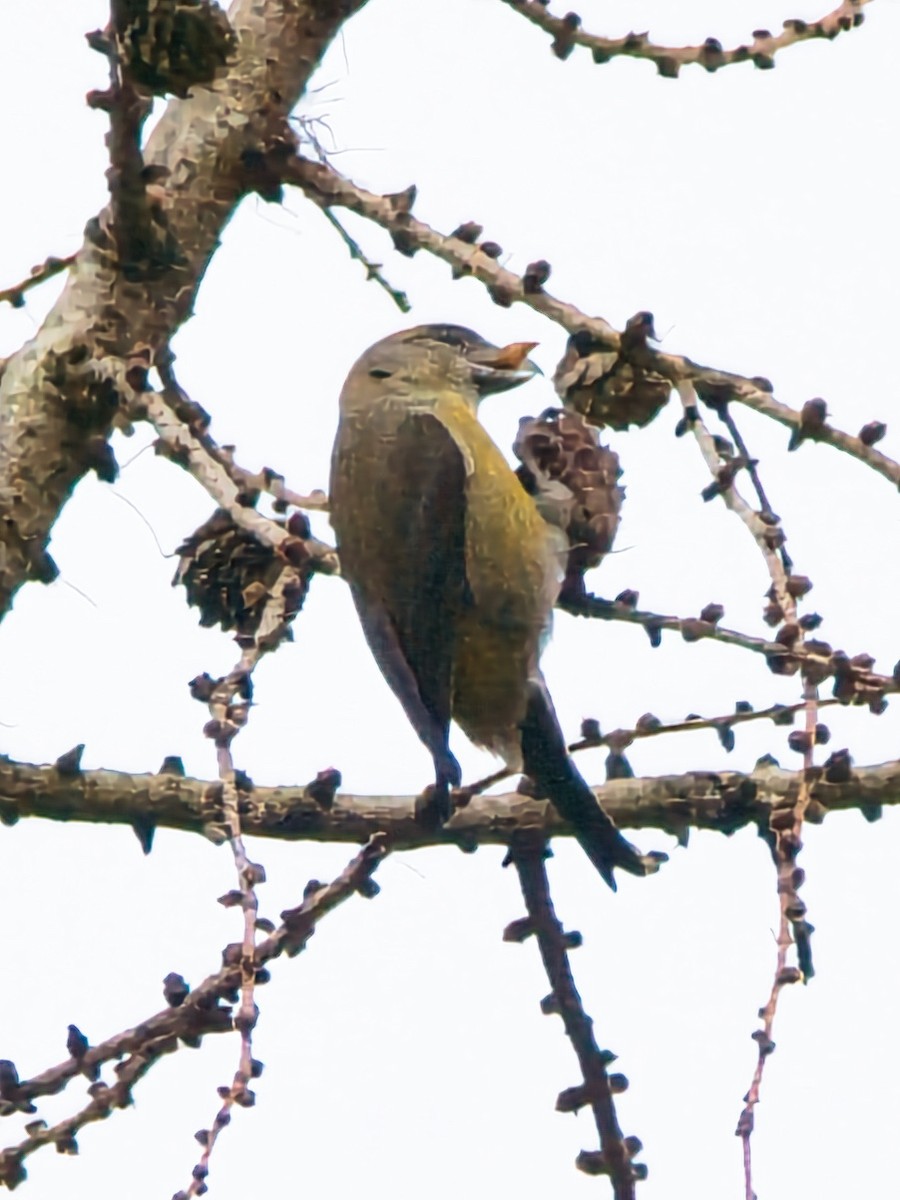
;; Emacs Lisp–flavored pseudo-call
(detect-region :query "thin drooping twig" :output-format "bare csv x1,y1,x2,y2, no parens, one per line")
279,154,900,491
294,112,411,312
319,206,412,313
0,254,77,309
499,0,869,76
507,839,643,1196
0,836,389,1187
169,354,315,1195
737,676,821,1195
1,752,894,848
676,382,824,1190
180,585,289,1196
714,402,791,570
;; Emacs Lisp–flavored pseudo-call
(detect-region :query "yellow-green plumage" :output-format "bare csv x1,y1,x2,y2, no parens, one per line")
330,324,655,889
433,394,562,763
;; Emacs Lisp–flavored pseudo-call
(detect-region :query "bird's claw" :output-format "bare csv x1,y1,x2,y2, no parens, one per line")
414,782,454,829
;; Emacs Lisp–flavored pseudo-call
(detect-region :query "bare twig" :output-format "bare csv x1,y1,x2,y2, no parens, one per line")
0,837,389,1186
293,112,410,311
560,590,898,701
737,677,820,1194
0,255,77,309
180,597,285,1195
560,591,785,656
462,697,844,801
320,207,411,312
500,0,870,77
700,379,900,489
568,698,839,756
260,471,328,513
715,403,790,570
507,839,643,1195
171,359,313,1194
0,1049,174,1187
677,381,822,1166
143,385,338,574
678,379,796,622
155,355,332,512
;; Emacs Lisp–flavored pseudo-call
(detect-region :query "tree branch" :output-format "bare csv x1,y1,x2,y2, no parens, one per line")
0,255,77,309
507,839,643,1196
281,154,900,491
0,836,389,1188
499,0,870,77
1,753,894,847
0,0,367,620
145,384,338,574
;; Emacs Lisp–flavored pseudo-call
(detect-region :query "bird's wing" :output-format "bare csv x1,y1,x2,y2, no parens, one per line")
336,408,468,789
381,410,469,736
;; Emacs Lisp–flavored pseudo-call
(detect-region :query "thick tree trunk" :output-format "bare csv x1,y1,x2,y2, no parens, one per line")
0,0,367,618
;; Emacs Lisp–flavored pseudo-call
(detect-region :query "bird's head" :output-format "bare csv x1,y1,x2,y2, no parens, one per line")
343,324,540,410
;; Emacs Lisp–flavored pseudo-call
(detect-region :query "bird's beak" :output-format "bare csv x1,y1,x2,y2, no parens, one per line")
467,341,542,394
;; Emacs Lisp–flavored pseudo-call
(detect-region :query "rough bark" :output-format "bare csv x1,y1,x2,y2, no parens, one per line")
1,754,894,849
0,0,367,618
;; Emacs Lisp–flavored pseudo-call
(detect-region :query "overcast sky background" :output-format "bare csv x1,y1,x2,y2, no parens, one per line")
1,1,899,1197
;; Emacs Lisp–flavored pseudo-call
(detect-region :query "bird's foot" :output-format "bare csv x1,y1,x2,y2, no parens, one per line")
414,782,454,829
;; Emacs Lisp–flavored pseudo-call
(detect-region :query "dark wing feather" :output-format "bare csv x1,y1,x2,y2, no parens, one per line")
337,411,468,791
384,411,468,737
520,679,651,890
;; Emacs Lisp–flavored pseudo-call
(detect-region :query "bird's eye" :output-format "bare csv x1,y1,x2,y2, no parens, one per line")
369,368,393,379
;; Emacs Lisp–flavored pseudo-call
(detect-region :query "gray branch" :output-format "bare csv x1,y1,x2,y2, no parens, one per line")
0,754,894,850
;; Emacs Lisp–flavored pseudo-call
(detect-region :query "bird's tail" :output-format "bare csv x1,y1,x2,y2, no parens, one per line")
519,681,658,891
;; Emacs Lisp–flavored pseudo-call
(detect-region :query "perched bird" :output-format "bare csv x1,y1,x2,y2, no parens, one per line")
330,324,656,889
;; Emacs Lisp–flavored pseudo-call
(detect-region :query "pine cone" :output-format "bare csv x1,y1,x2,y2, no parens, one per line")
554,330,671,431
113,0,236,99
514,408,623,595
173,510,309,637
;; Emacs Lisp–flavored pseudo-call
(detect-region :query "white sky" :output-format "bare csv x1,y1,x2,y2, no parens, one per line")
1,1,899,1197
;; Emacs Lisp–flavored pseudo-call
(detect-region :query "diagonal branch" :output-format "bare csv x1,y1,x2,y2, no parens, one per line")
180,555,300,1192
692,376,899,489
677,380,796,620
0,836,389,1186
281,155,900,491
0,255,77,309
500,0,870,77
507,839,643,1196
144,385,337,573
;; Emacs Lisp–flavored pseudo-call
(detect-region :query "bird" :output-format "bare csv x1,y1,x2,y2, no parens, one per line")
329,323,657,889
